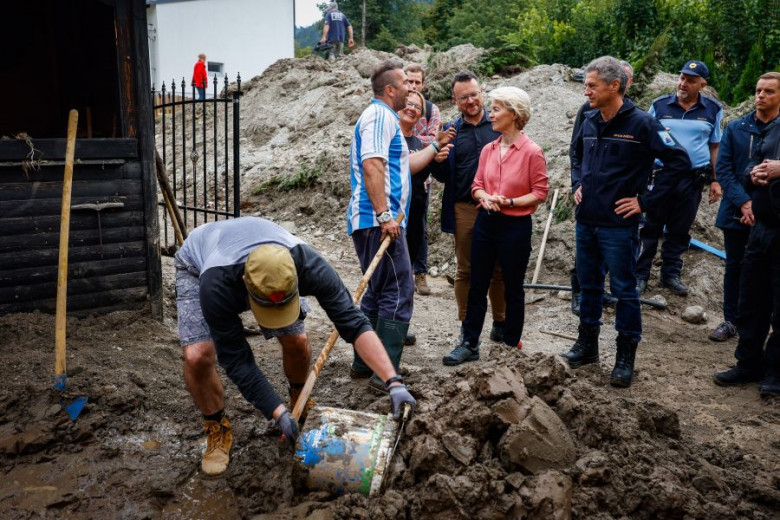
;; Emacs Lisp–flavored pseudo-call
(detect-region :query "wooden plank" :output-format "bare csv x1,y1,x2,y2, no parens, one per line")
0,212,145,237
0,256,147,288
0,271,148,304
0,195,142,219
0,138,138,161
0,179,142,202
0,161,142,183
0,286,149,316
0,226,146,252
0,241,146,270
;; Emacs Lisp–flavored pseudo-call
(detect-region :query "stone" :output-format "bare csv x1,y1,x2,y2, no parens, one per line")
279,221,297,235
499,397,576,474
682,305,707,324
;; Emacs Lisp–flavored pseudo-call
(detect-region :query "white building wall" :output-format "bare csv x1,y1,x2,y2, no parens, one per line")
148,0,293,95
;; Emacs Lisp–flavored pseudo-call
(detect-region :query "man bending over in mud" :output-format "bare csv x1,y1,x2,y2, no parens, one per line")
174,216,415,476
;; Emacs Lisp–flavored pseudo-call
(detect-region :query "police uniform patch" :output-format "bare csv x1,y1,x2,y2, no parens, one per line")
658,130,675,146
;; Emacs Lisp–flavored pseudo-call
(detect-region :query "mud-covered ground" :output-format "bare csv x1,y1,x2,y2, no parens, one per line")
0,248,778,519
1,49,779,518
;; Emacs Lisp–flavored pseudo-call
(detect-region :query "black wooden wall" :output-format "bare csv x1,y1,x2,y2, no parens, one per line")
0,139,154,317
0,0,162,318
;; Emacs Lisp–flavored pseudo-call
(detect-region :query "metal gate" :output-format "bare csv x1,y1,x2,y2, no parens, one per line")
152,74,242,253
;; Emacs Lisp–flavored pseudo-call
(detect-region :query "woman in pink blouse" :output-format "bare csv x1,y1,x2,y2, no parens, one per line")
443,87,549,364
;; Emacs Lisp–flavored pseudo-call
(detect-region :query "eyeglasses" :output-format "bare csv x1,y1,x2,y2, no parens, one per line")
455,90,482,103
405,102,422,112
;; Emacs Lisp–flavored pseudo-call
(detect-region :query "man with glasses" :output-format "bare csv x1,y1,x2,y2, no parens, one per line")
348,61,452,389
174,217,415,476
431,70,506,357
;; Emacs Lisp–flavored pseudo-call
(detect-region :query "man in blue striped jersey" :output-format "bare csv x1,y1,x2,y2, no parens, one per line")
347,60,451,391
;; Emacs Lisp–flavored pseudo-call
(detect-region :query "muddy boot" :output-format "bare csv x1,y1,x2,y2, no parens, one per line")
415,273,432,295
288,382,316,422
610,333,639,388
560,324,600,368
351,314,378,378
202,416,233,476
713,362,764,386
443,338,480,366
760,369,780,398
368,318,409,393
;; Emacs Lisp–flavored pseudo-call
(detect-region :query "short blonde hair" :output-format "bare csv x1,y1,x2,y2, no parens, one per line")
408,91,426,119
489,86,532,130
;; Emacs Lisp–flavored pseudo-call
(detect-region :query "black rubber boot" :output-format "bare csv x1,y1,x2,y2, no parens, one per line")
713,361,764,386
350,313,377,379
560,323,600,368
610,333,639,387
368,318,409,393
759,370,780,398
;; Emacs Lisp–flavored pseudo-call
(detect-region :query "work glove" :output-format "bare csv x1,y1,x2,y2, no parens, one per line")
388,384,416,419
276,410,299,446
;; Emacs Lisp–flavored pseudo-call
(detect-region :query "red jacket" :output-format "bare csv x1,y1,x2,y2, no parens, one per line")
192,60,208,89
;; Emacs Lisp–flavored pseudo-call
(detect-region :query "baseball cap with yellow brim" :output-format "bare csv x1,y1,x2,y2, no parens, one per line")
244,244,300,329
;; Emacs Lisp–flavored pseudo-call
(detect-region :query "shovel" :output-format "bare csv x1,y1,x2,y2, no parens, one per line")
291,213,409,496
54,109,87,421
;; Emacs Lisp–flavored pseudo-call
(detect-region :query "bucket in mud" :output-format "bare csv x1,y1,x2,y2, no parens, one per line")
293,406,398,496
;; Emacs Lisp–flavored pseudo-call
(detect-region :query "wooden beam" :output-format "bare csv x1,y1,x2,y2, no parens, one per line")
0,138,138,161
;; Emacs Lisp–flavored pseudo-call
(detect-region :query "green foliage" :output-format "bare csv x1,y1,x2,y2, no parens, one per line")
554,195,573,223
478,44,534,76
253,162,322,194
732,40,765,104
418,0,777,105
294,40,313,59
372,26,399,53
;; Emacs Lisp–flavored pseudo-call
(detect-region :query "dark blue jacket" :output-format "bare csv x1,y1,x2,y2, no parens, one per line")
431,111,499,233
714,111,763,230
571,99,691,227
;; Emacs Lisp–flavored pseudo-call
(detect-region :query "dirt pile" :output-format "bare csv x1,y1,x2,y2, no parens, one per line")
254,350,777,520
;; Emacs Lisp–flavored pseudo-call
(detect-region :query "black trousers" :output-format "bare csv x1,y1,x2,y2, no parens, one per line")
735,221,780,374
636,174,703,281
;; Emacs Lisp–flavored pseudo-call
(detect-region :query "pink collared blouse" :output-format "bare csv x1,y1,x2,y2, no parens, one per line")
472,133,549,216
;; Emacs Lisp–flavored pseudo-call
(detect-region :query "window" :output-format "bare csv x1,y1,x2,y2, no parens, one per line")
207,61,224,76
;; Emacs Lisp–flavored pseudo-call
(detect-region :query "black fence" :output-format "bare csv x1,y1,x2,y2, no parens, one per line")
152,74,242,253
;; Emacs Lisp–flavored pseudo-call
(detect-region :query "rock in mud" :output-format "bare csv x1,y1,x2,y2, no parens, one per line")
499,396,576,474
682,305,707,324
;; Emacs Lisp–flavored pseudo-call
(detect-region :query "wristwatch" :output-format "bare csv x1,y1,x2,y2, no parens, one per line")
376,210,393,223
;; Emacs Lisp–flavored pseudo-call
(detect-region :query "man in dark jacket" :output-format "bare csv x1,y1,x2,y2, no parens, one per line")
709,73,779,341
569,60,634,315
430,70,505,355
714,71,780,398
561,56,691,388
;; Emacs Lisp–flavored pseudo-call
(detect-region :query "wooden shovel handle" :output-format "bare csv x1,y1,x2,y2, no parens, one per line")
55,110,79,378
291,212,404,421
531,188,559,285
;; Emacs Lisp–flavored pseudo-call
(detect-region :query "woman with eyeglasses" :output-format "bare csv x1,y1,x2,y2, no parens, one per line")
446,87,548,361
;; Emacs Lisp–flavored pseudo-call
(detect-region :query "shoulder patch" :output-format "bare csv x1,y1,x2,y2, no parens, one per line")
658,130,675,147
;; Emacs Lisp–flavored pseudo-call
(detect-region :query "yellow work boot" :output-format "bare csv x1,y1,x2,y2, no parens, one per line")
202,416,232,476
289,384,316,422
415,273,432,295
